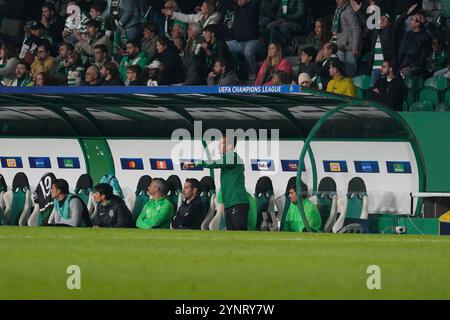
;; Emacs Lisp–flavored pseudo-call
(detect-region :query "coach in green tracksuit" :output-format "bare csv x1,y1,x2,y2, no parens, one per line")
136,178,174,229
185,136,249,230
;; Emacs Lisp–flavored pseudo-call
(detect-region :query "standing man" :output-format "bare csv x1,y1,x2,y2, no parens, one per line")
185,135,249,230
171,178,206,230
92,183,132,228
332,0,362,77
136,178,174,229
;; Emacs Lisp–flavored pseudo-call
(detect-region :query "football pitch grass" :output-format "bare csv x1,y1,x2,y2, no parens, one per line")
1,227,449,300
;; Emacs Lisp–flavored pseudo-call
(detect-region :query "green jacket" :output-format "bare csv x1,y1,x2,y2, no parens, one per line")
276,0,305,21
283,199,322,232
118,51,149,81
201,152,248,208
136,196,174,229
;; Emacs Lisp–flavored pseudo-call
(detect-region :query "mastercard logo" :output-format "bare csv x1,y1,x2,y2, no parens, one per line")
128,161,136,169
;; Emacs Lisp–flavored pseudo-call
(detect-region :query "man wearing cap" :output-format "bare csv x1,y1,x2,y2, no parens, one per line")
145,60,161,86
19,21,53,63
74,19,112,59
326,59,356,97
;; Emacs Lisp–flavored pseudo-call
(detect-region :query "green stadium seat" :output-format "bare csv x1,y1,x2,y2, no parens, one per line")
126,175,151,224
309,177,338,233
352,75,372,99
74,174,95,215
199,176,216,230
419,87,440,107
27,173,57,226
100,173,124,199
403,76,424,109
424,76,449,91
333,177,370,234
409,101,435,111
436,102,450,112
166,175,182,212
445,88,450,103
254,177,276,231
2,172,32,226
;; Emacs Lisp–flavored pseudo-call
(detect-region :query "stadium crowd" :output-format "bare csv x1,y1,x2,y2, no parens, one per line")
0,0,449,110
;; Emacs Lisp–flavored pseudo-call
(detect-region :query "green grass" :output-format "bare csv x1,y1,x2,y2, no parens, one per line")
0,227,450,299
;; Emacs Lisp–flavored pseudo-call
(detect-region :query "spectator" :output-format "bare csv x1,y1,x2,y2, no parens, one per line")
297,46,318,79
397,10,432,77
171,178,206,230
316,42,339,89
30,42,56,80
226,0,261,81
83,65,101,86
92,44,110,70
162,0,221,30
144,60,161,86
126,64,143,85
171,23,187,51
109,0,144,41
49,179,89,227
270,70,289,85
118,39,149,82
283,179,322,232
136,178,174,229
53,42,74,83
183,22,203,85
266,0,306,47
88,1,107,32
141,23,160,63
425,36,448,77
308,18,332,52
255,42,292,85
92,183,132,228
200,24,230,80
298,72,313,87
34,72,54,86
8,61,35,86
332,0,362,77
74,19,112,59
63,1,90,44
19,21,53,64
41,2,65,46
371,59,405,111
207,57,239,85
65,52,85,86
156,37,185,85
326,59,356,97
0,43,20,86
259,0,281,32
100,61,123,86
161,0,181,39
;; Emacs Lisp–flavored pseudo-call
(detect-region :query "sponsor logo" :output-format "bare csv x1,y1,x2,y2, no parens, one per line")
0,157,23,168
251,159,274,172
150,158,174,171
57,157,81,169
120,158,144,170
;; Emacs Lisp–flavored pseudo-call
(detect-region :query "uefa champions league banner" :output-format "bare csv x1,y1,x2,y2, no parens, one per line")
0,85,301,95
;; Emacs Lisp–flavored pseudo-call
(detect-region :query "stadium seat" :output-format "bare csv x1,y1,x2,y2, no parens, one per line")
424,76,449,98
445,88,450,103
0,174,7,225
309,177,338,233
99,173,124,199
403,76,423,109
409,101,435,112
254,176,277,231
436,102,450,112
28,172,57,226
209,196,224,231
419,86,440,107
352,75,372,99
332,177,370,234
126,175,151,224
3,172,32,226
74,174,96,216
199,176,216,230
166,175,182,212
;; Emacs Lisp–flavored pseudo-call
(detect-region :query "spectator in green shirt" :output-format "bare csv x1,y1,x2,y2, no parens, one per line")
283,179,322,232
136,178,174,229
184,135,249,230
118,39,149,82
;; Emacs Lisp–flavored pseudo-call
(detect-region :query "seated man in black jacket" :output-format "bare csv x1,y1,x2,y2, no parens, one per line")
171,178,205,230
92,183,131,228
371,60,405,111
